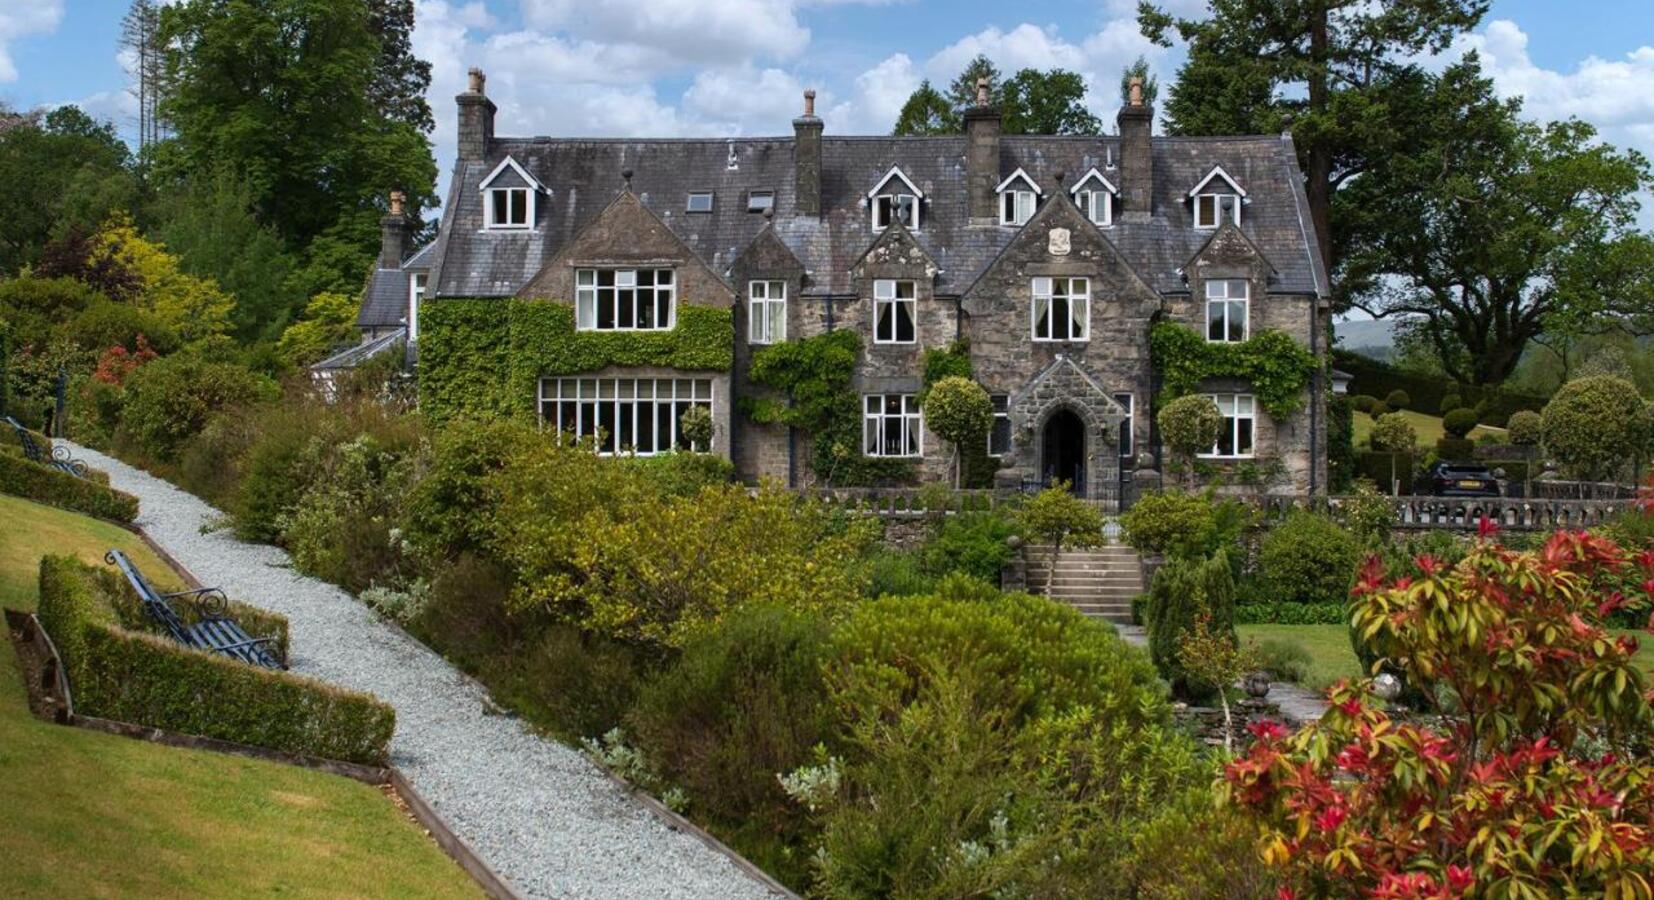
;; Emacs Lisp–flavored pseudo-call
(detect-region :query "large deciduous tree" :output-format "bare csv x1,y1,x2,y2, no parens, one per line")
0,106,136,274
893,55,1100,136
1139,0,1489,274
155,0,436,288
1338,58,1654,385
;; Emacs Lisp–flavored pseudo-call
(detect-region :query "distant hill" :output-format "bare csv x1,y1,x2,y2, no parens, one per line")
1334,318,1399,361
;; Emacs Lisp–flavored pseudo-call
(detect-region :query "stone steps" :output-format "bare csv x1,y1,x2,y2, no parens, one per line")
1023,545,1144,624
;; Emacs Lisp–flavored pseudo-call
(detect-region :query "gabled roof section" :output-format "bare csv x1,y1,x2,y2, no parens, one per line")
1187,220,1278,275
995,167,1043,196
479,155,544,193
1187,164,1246,198
960,189,1157,305
402,241,436,270
850,216,937,277
358,268,409,327
729,221,804,276
1069,167,1117,195
866,165,923,199
517,189,735,301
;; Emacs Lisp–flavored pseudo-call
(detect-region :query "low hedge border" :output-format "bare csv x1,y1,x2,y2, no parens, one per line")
38,555,394,765
0,450,135,521
1234,601,1349,625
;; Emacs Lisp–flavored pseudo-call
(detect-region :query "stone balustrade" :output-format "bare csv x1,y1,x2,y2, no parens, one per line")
1251,494,1638,531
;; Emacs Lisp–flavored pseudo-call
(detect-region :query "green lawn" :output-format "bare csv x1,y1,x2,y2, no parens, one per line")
1352,408,1502,449
1240,623,1654,694
0,494,480,899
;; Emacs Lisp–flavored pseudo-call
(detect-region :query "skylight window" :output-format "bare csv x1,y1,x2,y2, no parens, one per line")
687,191,713,213
747,191,774,213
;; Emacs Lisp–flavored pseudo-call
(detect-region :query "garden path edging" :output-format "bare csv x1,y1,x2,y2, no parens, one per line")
63,442,787,900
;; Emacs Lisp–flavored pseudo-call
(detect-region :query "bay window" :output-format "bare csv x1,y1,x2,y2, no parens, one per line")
540,377,713,454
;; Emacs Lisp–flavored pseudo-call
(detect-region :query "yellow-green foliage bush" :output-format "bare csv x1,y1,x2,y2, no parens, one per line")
38,555,394,765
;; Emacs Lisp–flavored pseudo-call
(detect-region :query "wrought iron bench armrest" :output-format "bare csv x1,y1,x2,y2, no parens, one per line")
164,587,229,618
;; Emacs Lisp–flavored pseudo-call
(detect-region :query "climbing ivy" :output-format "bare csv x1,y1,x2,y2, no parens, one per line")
1149,323,1317,419
919,339,973,403
420,299,734,422
745,330,915,486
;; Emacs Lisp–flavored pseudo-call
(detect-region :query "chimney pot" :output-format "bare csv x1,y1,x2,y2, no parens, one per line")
468,67,486,94
975,76,990,108
803,89,816,117
389,190,405,217
1129,76,1143,107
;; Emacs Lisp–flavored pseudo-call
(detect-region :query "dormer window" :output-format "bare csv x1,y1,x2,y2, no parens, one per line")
867,166,923,232
1069,168,1117,227
996,168,1041,226
1188,166,1246,229
479,156,543,231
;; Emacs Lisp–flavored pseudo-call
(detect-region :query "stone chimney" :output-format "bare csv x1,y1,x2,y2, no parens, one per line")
793,89,823,217
457,67,496,163
379,191,409,268
1116,76,1154,220
964,77,1002,222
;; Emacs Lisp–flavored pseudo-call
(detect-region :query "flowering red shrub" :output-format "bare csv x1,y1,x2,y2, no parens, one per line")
92,334,156,386
1224,527,1654,897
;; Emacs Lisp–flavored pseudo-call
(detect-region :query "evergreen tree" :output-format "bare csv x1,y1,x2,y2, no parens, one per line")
891,81,955,136
894,55,1101,136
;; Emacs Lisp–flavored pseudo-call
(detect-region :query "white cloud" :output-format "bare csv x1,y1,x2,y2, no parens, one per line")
824,53,919,133
0,0,64,83
520,0,808,63
1455,20,1654,134
684,66,813,133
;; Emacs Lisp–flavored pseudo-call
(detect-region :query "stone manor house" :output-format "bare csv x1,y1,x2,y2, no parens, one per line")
354,69,1331,501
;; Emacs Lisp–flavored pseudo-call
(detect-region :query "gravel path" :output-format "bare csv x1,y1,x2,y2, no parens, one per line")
67,443,782,900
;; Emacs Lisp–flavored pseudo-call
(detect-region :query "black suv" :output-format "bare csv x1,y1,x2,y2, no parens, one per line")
1417,461,1501,497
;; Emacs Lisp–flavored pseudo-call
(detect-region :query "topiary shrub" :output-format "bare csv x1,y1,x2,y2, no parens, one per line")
1350,394,1377,413
1146,551,1235,700
1384,389,1410,411
1506,409,1542,446
1120,490,1213,560
1367,400,1390,419
1016,484,1104,593
1157,395,1221,487
1541,375,1644,482
1441,407,1478,438
677,404,713,448
1369,412,1416,453
1256,509,1360,606
923,376,994,488
1438,392,1461,415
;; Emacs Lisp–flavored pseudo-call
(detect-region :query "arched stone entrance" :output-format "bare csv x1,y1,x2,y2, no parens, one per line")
1040,408,1087,493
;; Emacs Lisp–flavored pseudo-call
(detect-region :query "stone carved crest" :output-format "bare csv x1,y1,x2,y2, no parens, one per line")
1048,227,1071,257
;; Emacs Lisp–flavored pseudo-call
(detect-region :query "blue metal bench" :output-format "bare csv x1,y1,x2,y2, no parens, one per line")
104,549,285,670
5,415,87,478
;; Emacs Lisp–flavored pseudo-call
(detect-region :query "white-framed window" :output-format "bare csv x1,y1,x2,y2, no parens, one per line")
1114,392,1133,458
575,268,675,331
1000,189,1036,226
748,280,786,344
873,193,919,231
1201,393,1256,459
1076,190,1112,226
540,377,713,455
687,191,713,213
1194,193,1241,228
1031,276,1089,342
747,191,774,213
988,394,1011,457
864,394,922,457
873,279,916,344
1205,279,1249,342
486,187,530,229
408,272,427,342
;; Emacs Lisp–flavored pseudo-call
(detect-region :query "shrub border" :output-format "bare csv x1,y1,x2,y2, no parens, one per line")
0,451,138,522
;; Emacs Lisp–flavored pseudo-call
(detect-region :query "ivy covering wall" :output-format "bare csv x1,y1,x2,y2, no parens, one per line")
420,299,735,422
1149,323,1317,419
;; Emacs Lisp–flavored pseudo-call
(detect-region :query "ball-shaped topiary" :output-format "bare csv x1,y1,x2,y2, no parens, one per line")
1505,410,1542,446
1385,389,1410,411
1158,395,1222,458
1541,375,1644,481
1438,393,1462,415
1350,394,1377,413
1441,407,1478,439
1257,510,1361,606
678,404,714,447
1369,413,1417,453
924,376,995,486
1368,400,1391,420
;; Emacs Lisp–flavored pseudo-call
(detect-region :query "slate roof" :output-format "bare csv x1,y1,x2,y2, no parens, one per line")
424,132,1327,303
357,242,435,328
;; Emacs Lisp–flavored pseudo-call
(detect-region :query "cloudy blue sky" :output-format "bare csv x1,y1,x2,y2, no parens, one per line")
5,0,1654,198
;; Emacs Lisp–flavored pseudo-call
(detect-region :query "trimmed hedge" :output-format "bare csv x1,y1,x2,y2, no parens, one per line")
1234,601,1348,625
1331,350,1546,427
38,556,394,765
1355,450,1415,494
420,298,735,423
0,451,137,521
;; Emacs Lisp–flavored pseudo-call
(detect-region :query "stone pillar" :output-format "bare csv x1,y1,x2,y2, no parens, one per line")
793,90,823,217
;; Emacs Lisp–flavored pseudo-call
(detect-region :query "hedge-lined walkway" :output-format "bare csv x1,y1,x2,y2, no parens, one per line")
65,443,781,900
